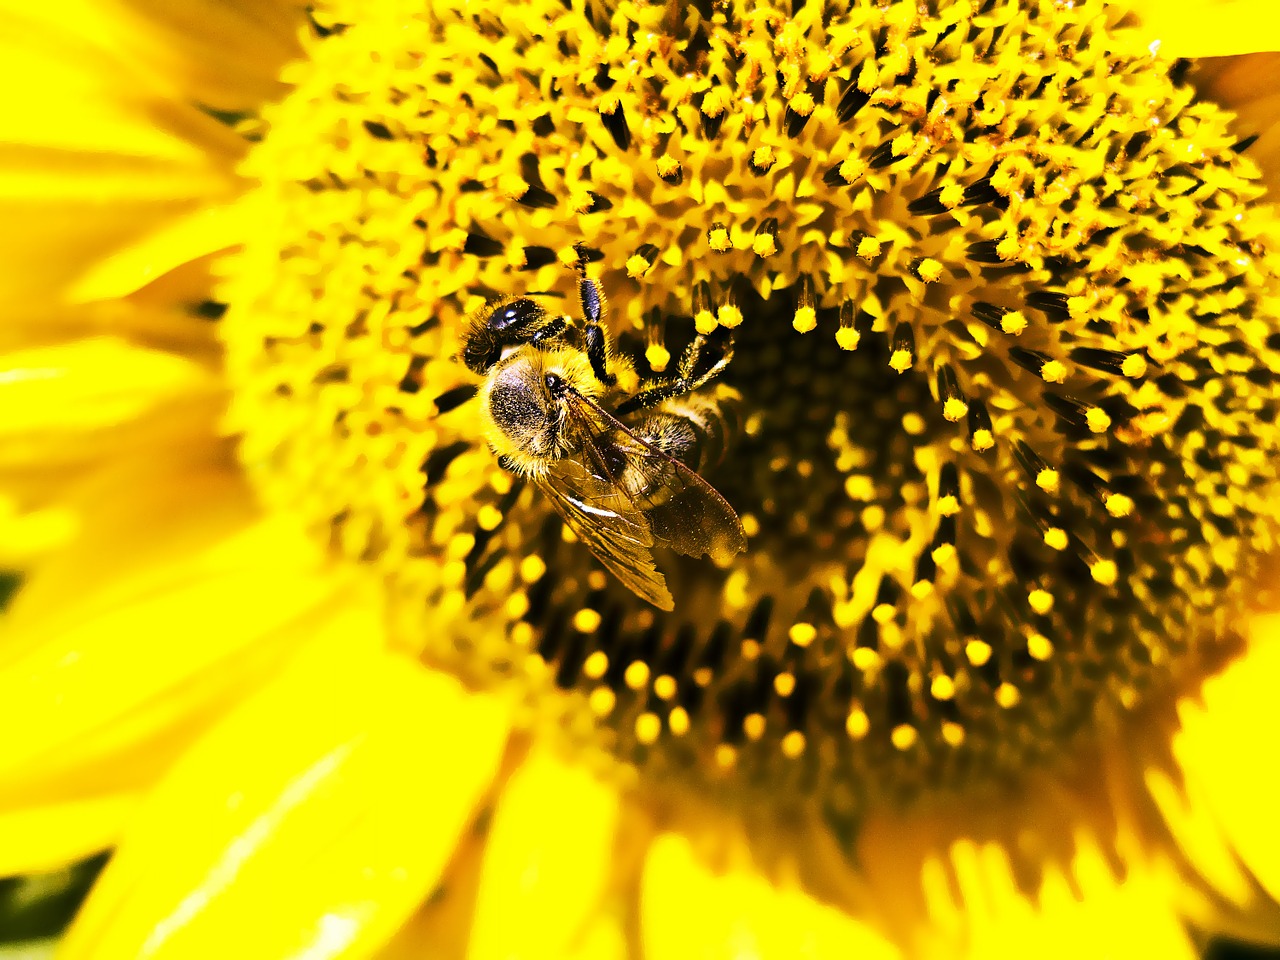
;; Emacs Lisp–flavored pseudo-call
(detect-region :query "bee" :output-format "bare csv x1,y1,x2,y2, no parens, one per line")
461,255,747,610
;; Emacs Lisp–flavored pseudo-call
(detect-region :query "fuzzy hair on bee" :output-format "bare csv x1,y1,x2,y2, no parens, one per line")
476,345,636,479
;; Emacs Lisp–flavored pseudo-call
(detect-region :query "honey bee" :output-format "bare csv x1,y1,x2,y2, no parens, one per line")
461,255,747,610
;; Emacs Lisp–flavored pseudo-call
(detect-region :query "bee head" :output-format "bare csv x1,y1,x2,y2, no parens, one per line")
461,297,549,374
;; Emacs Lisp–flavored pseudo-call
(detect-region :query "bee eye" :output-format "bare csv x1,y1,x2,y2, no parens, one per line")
489,297,544,332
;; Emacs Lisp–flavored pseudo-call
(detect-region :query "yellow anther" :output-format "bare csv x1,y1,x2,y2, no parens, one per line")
942,722,966,746
995,683,1021,708
789,622,818,647
753,233,778,257
717,304,744,328
573,607,602,632
1027,633,1054,661
914,257,944,282
846,709,870,739
780,730,807,758
624,660,651,690
1105,494,1134,518
635,712,662,745
965,639,993,666
583,651,609,680
1040,360,1068,383
1091,559,1119,585
668,706,690,737
891,724,918,750
1000,311,1027,335
626,254,652,277
1028,589,1054,615
589,687,616,717
855,235,881,258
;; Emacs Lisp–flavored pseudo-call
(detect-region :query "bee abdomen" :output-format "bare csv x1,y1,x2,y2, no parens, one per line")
633,392,736,473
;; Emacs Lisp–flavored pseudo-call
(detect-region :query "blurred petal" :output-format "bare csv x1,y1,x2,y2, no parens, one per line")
468,749,620,960
68,200,253,303
641,832,900,960
1171,613,1280,906
1126,1,1280,57
934,836,1197,960
59,649,510,960
0,793,137,876
0,4,245,311
0,463,384,872
565,914,629,960
0,337,215,471
372,825,486,960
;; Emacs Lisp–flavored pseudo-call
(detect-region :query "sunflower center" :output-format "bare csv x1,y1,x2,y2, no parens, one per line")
218,0,1280,821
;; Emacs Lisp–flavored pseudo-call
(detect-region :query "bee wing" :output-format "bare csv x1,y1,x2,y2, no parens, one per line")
570,393,748,566
535,445,674,612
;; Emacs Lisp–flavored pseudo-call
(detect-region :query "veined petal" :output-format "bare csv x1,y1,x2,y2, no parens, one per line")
57,649,510,960
1126,1,1280,58
641,832,901,960
1171,613,1280,907
467,748,621,960
0,337,215,471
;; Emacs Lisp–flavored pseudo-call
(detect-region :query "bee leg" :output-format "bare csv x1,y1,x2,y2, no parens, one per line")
615,330,734,416
575,249,616,387
677,328,734,387
528,313,569,348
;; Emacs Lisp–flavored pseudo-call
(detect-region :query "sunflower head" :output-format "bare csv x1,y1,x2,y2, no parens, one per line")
217,0,1280,829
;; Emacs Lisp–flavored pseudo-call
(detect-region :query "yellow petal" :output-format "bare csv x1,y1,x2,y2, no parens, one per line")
0,4,247,310
1172,612,1280,906
0,337,214,471
468,749,620,960
0,792,139,876
1126,0,1280,57
641,832,901,960
107,0,302,112
0,464,377,826
59,649,510,960
68,200,256,303
935,835,1197,960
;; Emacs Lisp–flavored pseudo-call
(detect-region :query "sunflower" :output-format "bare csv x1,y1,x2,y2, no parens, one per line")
3,0,1280,957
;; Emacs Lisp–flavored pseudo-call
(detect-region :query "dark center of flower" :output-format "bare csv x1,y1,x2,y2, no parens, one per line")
218,0,1280,824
